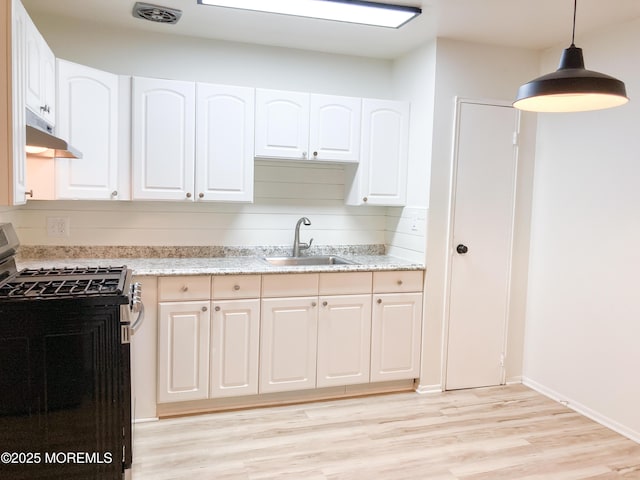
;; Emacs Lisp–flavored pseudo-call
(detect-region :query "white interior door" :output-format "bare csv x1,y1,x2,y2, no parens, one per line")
445,99,519,390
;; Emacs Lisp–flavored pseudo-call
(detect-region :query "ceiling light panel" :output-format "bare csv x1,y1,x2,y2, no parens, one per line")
197,0,421,29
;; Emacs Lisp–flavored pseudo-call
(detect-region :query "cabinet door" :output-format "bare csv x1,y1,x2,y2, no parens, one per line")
24,17,54,124
5,0,27,205
56,60,120,200
195,83,254,202
260,297,318,393
309,94,361,163
346,99,410,206
317,294,372,387
158,301,210,403
210,299,260,397
255,89,309,160
370,292,422,382
132,77,195,200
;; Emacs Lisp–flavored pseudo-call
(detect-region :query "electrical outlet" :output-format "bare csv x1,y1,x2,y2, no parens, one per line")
47,217,70,237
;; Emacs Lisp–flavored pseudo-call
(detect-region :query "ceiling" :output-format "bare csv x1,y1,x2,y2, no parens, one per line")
21,0,640,59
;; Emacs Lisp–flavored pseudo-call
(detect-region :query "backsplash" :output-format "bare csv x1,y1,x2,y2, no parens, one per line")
3,161,427,263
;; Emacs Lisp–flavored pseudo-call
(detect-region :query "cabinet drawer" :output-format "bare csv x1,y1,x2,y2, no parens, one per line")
158,276,211,301
319,272,372,295
373,271,423,293
212,275,261,299
261,274,319,297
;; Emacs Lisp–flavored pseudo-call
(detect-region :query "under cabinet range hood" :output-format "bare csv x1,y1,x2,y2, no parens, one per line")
25,109,82,159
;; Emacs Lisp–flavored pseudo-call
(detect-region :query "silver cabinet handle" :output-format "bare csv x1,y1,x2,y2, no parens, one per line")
214,306,220,312
311,301,317,307
199,193,204,199
186,192,192,198
25,190,33,198
202,306,208,312
363,197,368,202
322,301,328,307
377,298,382,304
180,285,189,292
111,190,118,197
397,280,403,286
233,285,240,291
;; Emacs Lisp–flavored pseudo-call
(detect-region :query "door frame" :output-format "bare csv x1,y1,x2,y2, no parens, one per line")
441,97,521,390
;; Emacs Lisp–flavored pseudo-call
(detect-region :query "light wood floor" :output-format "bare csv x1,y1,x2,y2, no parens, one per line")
132,384,640,479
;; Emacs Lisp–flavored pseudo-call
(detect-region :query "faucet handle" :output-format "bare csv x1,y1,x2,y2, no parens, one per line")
308,238,314,249
301,238,313,251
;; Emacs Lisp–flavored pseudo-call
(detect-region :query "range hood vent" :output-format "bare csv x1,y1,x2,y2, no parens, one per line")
132,2,182,24
25,109,82,159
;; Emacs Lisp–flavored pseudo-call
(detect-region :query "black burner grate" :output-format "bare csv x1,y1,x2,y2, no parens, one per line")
0,266,129,300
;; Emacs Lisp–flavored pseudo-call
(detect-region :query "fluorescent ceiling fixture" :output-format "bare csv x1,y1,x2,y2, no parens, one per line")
197,0,421,28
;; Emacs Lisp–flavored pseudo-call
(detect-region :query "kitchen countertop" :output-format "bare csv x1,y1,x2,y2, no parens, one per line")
16,250,425,276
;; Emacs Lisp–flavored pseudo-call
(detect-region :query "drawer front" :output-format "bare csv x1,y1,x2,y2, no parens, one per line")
158,276,211,301
319,272,372,295
261,273,319,297
212,275,261,299
373,271,423,293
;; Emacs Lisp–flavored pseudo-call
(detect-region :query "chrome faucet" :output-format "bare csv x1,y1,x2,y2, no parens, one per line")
292,217,313,257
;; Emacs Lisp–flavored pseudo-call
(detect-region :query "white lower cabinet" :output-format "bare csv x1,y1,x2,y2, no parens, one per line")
156,270,423,405
157,300,211,403
259,297,318,393
210,298,260,397
317,294,372,388
370,292,422,382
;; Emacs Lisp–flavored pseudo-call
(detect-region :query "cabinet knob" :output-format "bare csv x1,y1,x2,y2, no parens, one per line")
233,285,240,291
397,280,403,286
25,190,33,198
311,301,317,307
363,197,368,203
199,193,204,199
111,190,118,197
377,298,382,304
202,306,208,312
180,285,189,292
214,306,220,312
322,301,328,307
313,151,318,157
186,192,192,198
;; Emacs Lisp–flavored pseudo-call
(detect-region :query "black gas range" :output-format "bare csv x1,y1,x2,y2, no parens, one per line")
0,223,142,480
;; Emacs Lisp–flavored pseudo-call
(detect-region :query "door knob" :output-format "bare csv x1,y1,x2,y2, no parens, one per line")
456,244,468,254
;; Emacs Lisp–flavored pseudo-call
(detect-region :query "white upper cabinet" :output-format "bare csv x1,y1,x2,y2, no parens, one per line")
346,99,410,206
255,89,360,162
132,76,196,201
195,83,254,202
309,94,361,162
2,0,28,206
25,14,55,124
255,89,309,160
132,77,254,202
56,59,122,200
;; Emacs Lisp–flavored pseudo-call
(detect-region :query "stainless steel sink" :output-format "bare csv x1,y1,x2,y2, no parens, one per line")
261,255,357,266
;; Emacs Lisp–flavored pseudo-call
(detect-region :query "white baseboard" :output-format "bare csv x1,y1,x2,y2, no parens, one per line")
522,376,640,445
415,384,443,394
505,375,522,385
134,417,159,424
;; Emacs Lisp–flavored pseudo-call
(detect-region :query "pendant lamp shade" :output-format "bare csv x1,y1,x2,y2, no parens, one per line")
513,1,628,112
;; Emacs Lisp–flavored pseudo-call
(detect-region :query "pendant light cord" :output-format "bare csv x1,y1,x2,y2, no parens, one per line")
571,0,577,46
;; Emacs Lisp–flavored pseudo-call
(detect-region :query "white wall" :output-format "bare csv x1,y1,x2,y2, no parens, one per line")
420,38,539,390
523,18,640,442
15,13,407,251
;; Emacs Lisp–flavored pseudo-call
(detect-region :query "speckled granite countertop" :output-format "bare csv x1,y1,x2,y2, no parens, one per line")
16,245,425,276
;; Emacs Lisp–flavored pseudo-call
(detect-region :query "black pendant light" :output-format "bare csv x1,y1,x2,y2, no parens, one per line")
513,0,628,112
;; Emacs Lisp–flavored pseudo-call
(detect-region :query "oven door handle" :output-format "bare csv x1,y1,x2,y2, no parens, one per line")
130,303,145,335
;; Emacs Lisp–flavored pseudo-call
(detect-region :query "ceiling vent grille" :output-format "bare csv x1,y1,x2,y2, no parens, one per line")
132,2,182,24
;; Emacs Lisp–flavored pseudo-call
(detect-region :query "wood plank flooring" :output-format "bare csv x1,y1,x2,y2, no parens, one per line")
132,385,640,479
